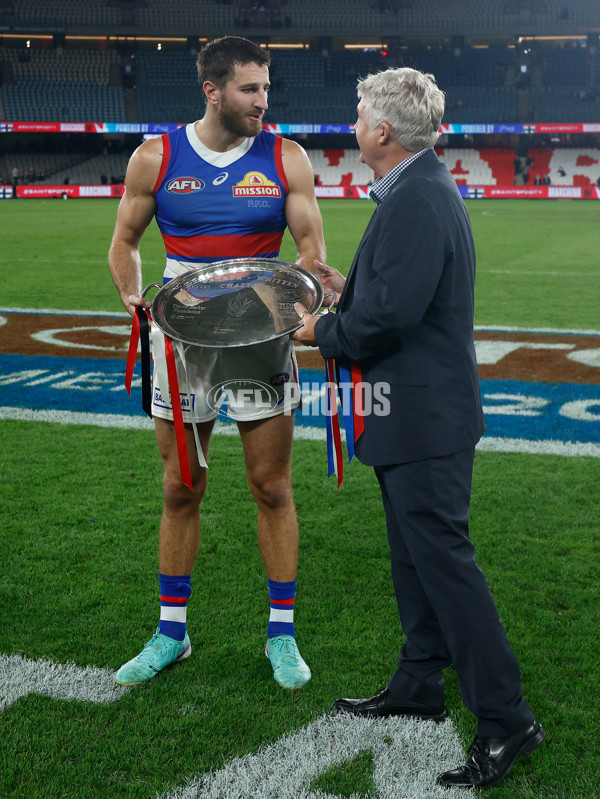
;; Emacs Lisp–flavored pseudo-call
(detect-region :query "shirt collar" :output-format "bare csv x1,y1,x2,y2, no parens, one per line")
369,148,430,205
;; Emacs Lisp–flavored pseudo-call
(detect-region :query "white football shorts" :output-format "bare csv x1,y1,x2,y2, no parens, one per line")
151,327,300,423
150,259,301,424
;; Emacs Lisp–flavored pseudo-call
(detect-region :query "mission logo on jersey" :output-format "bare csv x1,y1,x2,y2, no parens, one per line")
165,176,206,194
232,172,282,198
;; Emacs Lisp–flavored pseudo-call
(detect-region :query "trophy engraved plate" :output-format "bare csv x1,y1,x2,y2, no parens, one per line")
150,258,324,347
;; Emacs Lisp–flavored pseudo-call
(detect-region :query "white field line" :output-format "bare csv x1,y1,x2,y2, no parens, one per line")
0,306,130,318
480,269,598,276
1,406,599,458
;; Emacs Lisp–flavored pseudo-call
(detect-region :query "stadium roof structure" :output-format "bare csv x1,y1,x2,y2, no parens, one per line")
1,0,600,40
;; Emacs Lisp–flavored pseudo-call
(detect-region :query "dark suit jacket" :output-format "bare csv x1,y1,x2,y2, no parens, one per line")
315,148,485,466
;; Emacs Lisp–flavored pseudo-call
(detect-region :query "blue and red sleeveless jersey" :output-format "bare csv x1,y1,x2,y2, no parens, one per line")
153,126,288,264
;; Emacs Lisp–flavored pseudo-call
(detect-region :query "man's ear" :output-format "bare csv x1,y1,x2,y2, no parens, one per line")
203,80,220,106
378,121,391,145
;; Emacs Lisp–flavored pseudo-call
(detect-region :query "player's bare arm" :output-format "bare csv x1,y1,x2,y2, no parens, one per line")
108,137,162,316
280,138,326,273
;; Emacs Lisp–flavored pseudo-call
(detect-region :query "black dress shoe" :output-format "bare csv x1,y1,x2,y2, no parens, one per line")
436,720,546,789
333,687,447,722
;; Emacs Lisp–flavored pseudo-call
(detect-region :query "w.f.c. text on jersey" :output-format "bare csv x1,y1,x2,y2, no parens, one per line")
153,126,289,265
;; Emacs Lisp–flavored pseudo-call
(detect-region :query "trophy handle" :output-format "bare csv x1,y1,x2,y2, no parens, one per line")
141,282,162,299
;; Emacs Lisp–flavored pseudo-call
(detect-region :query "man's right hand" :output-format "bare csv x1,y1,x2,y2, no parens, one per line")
315,259,346,307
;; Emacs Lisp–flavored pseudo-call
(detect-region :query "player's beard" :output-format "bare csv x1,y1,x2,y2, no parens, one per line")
219,99,263,139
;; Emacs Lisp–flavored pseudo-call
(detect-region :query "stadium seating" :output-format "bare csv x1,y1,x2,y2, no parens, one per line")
1,48,126,122
3,0,600,36
308,149,375,186
436,148,517,186
1,38,599,125
134,50,201,124
2,1,600,180
3,79,126,122
529,147,600,186
1,0,121,29
5,146,600,189
0,151,92,184
51,152,130,185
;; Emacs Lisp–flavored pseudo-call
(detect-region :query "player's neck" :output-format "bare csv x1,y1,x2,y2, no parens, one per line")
194,118,248,153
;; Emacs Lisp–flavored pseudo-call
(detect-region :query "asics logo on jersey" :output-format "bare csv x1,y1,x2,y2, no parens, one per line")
212,172,229,186
165,177,206,194
233,171,281,198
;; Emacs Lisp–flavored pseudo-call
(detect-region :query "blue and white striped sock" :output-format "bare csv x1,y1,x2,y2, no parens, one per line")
267,578,296,639
158,573,191,642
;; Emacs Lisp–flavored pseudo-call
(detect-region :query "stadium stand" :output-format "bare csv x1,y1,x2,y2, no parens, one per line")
104,43,600,126
2,0,600,36
1,48,126,122
308,149,375,186
0,151,91,184
529,147,600,186
134,50,201,124
437,148,516,186
49,152,130,185
0,0,121,29
8,147,597,189
2,0,600,190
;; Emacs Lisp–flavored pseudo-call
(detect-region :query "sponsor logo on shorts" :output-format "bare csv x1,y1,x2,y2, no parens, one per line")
233,172,281,198
153,388,196,412
165,177,206,194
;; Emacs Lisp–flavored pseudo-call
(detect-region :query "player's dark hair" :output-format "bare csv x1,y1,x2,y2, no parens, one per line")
196,36,270,88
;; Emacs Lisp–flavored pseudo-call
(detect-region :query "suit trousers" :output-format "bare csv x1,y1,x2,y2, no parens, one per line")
374,447,535,737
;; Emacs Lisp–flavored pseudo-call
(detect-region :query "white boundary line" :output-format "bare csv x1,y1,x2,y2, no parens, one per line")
475,324,600,336
0,306,130,318
1,406,598,458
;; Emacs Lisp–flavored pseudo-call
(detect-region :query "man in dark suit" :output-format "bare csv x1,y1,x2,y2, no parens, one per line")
293,67,545,790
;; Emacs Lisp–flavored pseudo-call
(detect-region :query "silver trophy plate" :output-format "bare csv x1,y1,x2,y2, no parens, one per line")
149,258,324,347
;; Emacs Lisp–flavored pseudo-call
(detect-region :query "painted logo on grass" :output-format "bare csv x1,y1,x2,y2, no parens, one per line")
1,314,599,456
0,655,465,799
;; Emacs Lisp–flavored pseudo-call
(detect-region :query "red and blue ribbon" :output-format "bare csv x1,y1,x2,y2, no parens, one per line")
126,307,193,489
324,358,365,488
125,306,153,417
324,357,344,488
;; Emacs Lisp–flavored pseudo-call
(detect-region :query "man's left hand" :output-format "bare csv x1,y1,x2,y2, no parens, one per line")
291,302,319,346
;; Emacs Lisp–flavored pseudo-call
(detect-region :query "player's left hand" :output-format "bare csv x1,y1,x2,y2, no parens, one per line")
291,302,319,346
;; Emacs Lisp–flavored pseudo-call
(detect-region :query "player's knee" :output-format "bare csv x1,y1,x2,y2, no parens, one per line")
248,473,292,511
163,468,207,511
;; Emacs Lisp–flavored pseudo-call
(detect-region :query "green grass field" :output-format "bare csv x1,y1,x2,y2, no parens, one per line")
1,199,599,798
2,198,600,328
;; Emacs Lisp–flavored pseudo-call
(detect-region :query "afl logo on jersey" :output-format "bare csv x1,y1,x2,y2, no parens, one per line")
165,177,206,194
233,171,282,198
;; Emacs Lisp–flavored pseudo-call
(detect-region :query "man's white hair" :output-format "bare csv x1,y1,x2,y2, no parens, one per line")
357,67,445,152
